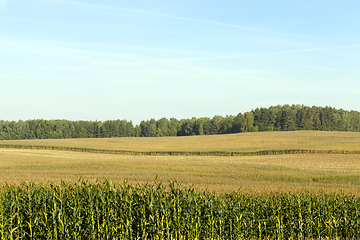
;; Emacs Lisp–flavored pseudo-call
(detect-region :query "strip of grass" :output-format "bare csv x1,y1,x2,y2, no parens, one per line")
1,144,360,156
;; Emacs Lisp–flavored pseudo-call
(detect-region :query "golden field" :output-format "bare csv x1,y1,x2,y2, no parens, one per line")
1,131,360,193
1,130,360,152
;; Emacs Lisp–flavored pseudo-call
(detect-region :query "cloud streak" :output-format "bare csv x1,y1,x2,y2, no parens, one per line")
52,0,265,32
53,0,156,15
0,36,220,61
2,35,359,67
152,44,360,63
295,64,359,73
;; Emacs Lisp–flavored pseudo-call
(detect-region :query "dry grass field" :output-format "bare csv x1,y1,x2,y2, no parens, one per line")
2,130,360,152
1,132,360,194
1,131,360,193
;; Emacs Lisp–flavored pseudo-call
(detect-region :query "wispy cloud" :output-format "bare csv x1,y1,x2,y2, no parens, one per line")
0,37,143,65
52,0,265,32
2,35,359,69
153,44,360,63
53,0,157,15
295,64,359,73
0,36,221,59
237,45,360,58
166,16,263,32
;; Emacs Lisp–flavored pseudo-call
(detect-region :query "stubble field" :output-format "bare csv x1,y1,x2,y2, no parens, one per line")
1,130,360,193
2,130,360,152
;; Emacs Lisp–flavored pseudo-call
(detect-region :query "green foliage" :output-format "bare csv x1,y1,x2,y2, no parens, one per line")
0,180,360,239
1,105,360,140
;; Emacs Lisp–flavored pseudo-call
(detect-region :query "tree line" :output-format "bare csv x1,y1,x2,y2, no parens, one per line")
1,104,360,140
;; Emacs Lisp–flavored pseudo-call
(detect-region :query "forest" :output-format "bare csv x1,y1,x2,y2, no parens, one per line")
1,104,360,140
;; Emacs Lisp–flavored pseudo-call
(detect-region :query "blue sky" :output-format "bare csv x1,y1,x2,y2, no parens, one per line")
1,0,359,124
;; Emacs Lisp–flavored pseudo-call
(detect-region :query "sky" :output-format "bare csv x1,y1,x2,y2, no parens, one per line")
1,0,359,124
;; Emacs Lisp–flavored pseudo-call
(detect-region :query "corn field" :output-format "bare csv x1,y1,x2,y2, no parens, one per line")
0,180,359,239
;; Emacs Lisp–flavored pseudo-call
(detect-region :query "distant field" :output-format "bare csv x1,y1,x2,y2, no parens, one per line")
1,131,360,193
1,130,360,153
1,148,360,193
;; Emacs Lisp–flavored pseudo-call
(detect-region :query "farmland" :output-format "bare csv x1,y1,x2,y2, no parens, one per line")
2,179,360,239
1,130,360,239
1,130,360,152
1,130,360,193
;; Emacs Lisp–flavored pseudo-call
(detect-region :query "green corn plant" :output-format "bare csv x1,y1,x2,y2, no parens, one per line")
0,180,360,239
